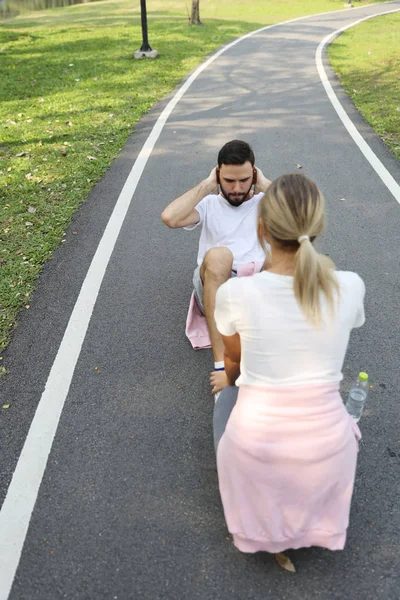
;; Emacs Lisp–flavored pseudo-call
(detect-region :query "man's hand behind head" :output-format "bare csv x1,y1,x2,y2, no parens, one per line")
205,167,219,195
254,167,272,195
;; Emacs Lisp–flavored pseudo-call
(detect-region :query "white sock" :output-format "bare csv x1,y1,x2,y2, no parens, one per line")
214,361,224,371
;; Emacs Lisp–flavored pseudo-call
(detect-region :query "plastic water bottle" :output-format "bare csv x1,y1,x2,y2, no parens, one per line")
346,372,369,422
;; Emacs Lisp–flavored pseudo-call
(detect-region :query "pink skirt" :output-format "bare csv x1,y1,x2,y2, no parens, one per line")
216,383,361,554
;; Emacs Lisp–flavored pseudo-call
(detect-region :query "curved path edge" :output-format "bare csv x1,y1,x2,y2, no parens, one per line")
317,7,400,204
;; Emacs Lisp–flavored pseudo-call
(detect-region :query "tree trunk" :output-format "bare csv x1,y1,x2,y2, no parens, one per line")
189,0,201,25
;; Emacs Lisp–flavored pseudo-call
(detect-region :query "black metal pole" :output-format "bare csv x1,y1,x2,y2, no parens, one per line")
140,0,152,52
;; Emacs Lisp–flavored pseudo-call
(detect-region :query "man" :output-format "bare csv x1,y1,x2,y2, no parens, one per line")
161,140,271,394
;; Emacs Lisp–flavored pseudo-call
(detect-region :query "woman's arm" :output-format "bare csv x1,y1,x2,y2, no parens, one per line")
222,333,241,386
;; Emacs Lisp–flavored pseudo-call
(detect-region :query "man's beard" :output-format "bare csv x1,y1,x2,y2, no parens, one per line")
220,182,253,207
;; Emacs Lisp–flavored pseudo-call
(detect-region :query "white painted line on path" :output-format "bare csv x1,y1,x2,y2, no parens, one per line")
0,2,398,599
316,7,400,205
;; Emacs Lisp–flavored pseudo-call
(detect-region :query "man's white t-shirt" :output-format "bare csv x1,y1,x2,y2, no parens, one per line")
184,193,266,269
215,270,366,387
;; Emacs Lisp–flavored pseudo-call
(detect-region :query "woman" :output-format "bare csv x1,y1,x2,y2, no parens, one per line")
213,173,365,554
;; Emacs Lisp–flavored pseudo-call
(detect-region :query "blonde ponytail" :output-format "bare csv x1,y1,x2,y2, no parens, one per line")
259,174,339,326
294,237,338,325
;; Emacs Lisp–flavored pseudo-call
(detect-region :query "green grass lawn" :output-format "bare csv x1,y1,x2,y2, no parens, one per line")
0,0,390,353
329,11,400,162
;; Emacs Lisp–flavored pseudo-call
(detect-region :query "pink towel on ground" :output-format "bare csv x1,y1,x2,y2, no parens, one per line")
185,261,264,350
185,291,212,349
217,382,361,554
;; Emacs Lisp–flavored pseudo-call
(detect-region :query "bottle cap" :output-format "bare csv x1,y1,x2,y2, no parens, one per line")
359,372,368,381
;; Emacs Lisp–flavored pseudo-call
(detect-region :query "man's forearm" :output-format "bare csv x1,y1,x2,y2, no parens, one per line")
258,179,272,194
161,178,215,228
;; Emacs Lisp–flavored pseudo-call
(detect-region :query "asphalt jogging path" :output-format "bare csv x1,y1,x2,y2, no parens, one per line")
1,3,400,599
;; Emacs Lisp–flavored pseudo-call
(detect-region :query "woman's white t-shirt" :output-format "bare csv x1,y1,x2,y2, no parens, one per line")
214,271,365,387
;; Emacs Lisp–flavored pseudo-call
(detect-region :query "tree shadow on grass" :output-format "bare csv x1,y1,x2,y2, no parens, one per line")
0,17,263,102
1,5,200,29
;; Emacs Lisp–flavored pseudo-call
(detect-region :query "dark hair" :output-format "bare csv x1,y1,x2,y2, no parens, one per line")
218,140,255,168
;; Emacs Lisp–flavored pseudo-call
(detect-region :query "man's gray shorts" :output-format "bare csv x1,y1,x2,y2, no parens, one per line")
192,266,237,315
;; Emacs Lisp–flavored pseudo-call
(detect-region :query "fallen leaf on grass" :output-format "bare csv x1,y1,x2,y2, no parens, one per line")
87,156,96,161
25,221,33,227
275,552,296,572
15,152,30,157
28,206,36,213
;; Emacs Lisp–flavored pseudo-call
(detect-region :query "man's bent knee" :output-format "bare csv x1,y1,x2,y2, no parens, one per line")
201,247,233,282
